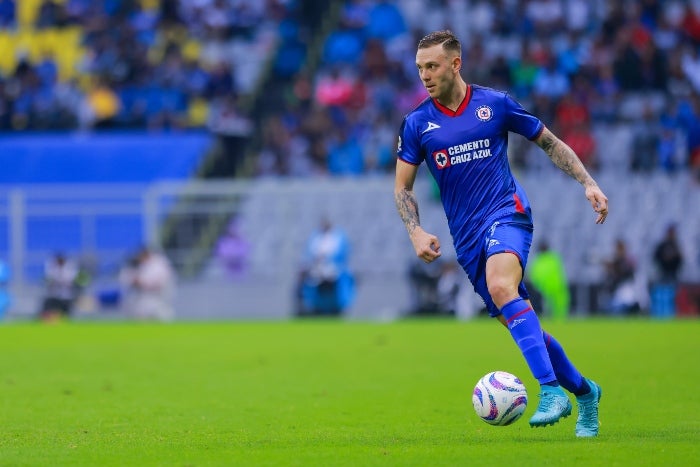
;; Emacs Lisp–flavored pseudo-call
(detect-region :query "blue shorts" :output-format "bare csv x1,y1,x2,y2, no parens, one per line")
456,218,533,317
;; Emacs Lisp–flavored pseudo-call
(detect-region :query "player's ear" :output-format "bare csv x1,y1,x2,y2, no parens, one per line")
452,55,462,73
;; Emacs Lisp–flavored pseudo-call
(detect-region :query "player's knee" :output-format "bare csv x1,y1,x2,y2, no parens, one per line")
487,278,519,309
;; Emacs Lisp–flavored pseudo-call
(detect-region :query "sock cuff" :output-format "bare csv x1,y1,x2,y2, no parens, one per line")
500,297,533,322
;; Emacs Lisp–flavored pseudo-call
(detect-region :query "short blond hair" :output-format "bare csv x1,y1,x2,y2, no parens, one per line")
417,30,461,56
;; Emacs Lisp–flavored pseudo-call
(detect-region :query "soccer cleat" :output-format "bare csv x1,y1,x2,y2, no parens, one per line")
575,379,602,437
529,385,572,427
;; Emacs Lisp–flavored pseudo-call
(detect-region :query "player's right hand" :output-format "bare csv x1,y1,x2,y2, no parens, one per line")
411,228,441,263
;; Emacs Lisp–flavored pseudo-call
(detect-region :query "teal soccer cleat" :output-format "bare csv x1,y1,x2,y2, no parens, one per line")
529,385,573,427
575,379,602,437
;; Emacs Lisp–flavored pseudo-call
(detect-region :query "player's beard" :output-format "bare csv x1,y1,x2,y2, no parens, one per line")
433,75,457,105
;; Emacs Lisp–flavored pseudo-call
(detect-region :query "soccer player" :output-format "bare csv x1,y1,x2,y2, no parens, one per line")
394,30,607,437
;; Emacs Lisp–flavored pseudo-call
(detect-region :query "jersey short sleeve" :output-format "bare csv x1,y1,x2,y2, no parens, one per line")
396,116,424,165
503,94,544,140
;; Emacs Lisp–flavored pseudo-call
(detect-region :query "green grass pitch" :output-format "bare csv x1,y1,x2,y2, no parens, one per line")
0,318,698,466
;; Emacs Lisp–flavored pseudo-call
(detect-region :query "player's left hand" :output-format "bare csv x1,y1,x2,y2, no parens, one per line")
585,184,608,224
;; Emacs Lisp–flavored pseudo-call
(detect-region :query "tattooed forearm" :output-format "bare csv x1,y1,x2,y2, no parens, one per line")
536,129,597,187
395,187,421,235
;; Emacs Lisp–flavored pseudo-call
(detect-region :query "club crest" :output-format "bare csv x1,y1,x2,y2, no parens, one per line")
475,105,493,122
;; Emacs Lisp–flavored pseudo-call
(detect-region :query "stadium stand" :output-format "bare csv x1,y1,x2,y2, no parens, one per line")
1,1,699,318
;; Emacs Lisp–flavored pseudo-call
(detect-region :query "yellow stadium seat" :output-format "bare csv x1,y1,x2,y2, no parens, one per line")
8,30,37,63
17,0,42,28
55,45,86,81
187,98,210,128
182,39,201,62
55,26,82,46
141,0,160,11
0,32,15,74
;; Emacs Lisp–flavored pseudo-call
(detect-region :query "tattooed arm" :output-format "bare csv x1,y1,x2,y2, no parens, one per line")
535,126,609,224
395,159,441,262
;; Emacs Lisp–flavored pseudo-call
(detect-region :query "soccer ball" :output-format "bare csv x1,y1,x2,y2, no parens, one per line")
472,370,528,426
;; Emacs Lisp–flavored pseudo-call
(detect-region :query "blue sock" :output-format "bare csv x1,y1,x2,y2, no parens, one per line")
500,298,557,386
543,331,591,396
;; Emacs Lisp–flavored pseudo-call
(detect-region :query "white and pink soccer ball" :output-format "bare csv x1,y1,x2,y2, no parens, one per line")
472,371,528,426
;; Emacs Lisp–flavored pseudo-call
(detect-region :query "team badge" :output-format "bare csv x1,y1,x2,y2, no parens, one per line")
433,149,450,169
475,105,493,122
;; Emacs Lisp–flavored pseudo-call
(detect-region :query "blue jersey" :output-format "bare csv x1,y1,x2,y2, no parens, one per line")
397,85,544,255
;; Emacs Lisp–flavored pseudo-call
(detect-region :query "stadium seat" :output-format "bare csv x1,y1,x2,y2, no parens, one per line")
0,31,15,74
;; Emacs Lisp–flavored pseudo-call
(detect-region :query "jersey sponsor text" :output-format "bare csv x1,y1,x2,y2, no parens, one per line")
433,138,492,168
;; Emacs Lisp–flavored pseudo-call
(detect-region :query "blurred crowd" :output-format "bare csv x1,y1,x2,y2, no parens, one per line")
2,1,700,180
256,0,700,180
0,0,290,131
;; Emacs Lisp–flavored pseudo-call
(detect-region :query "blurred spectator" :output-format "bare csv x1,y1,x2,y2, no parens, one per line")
119,247,176,321
526,0,565,36
603,238,640,315
339,0,371,34
297,217,354,316
272,18,307,79
85,76,121,129
658,126,680,173
406,256,442,315
614,32,646,92
365,0,406,43
70,255,96,314
323,24,365,66
436,259,462,316
681,95,700,182
561,121,598,171
532,59,570,100
364,112,396,174
653,224,684,284
207,94,253,177
488,54,512,90
406,256,472,317
315,67,355,107
327,127,365,176
215,219,250,279
510,40,542,98
680,42,700,93
630,106,661,173
650,224,684,318
36,0,68,29
590,64,621,123
554,91,589,133
528,240,570,321
39,252,79,321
